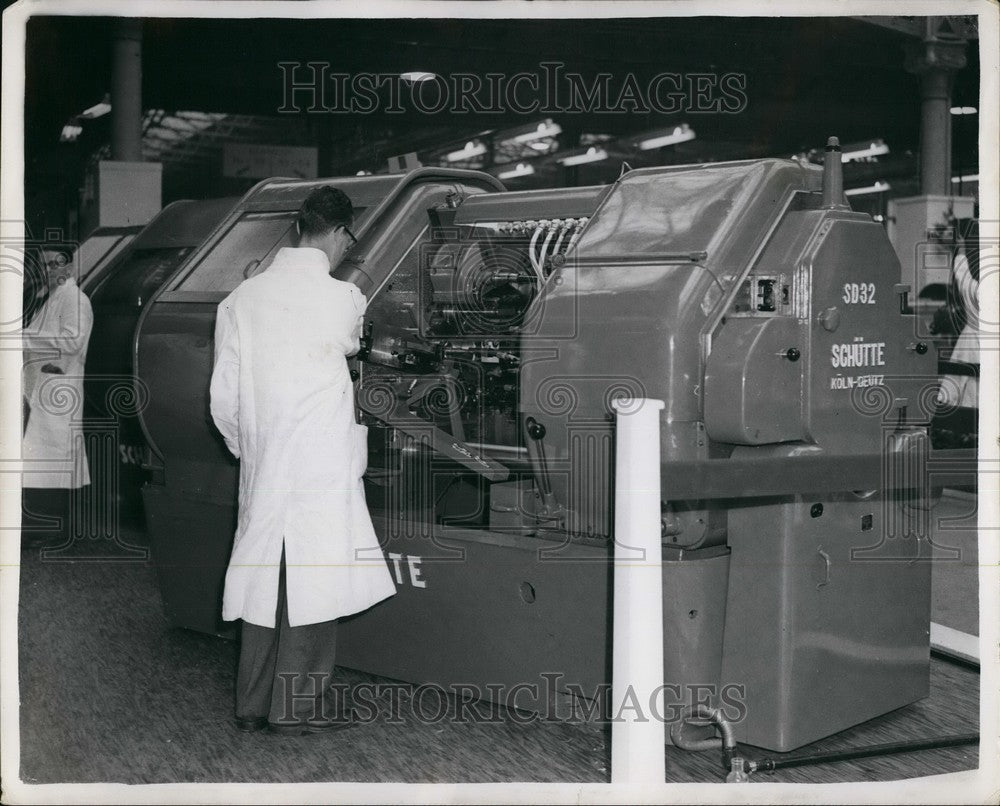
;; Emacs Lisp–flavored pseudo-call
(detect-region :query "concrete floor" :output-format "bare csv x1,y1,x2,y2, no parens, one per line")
927,490,980,636
13,489,983,787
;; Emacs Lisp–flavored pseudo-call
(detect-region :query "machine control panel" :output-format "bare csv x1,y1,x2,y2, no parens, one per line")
730,273,792,316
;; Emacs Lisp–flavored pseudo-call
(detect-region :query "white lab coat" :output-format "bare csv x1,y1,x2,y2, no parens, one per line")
210,247,396,628
22,278,93,489
939,252,979,409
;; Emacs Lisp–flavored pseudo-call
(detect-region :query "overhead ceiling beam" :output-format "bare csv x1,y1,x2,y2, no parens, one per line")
854,15,979,40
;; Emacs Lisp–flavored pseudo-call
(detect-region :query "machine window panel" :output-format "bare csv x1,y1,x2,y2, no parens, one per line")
176,212,295,293
576,162,765,257
177,206,372,294
93,247,195,305
78,234,133,282
367,226,431,332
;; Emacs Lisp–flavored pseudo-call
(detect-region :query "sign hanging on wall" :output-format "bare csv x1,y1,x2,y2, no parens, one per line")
222,143,318,179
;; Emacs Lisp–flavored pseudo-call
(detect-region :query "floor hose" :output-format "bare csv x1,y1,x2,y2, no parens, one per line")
743,733,979,775
670,706,979,781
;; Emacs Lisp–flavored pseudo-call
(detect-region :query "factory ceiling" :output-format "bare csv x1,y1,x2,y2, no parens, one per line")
23,13,982,225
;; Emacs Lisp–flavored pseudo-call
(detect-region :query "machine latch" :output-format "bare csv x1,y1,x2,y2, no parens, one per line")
895,283,914,315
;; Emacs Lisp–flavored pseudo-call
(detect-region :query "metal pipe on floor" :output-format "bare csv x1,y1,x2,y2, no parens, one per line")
746,733,979,774
610,397,666,784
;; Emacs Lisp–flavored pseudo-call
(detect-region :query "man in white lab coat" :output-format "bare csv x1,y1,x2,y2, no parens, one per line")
938,244,979,411
22,250,93,550
210,186,396,735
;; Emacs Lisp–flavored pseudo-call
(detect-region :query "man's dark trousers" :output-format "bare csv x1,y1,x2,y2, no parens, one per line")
235,546,340,726
21,487,70,549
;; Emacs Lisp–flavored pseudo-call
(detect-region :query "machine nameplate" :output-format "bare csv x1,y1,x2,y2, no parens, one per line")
842,282,876,304
830,339,886,368
386,552,427,588
829,374,885,390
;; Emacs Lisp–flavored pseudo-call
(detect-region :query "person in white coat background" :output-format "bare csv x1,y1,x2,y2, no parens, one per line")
929,219,980,457
210,186,396,735
22,250,93,551
939,234,979,410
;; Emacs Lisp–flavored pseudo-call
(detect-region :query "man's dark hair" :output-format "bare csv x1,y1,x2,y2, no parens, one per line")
297,186,354,238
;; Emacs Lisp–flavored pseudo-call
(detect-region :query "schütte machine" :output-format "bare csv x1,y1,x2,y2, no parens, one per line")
135,138,949,752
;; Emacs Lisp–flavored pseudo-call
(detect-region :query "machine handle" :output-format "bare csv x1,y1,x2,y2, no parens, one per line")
816,548,831,589
894,284,914,315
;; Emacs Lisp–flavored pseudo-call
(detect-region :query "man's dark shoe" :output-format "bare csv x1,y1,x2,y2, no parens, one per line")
266,712,359,736
235,715,269,733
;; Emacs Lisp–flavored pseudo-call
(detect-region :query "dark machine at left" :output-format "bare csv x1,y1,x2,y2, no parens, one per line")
75,197,236,539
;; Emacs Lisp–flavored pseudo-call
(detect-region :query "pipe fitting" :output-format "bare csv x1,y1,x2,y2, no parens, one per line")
670,705,738,756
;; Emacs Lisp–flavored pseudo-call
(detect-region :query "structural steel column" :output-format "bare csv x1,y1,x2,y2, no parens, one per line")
919,69,953,195
111,19,143,162
904,18,968,196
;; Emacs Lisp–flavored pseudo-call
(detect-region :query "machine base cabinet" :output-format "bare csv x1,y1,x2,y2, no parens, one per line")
721,493,931,752
144,483,237,638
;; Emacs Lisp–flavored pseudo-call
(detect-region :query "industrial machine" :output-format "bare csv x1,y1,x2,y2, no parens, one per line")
928,217,981,453
81,197,236,533
135,145,959,752
76,224,141,284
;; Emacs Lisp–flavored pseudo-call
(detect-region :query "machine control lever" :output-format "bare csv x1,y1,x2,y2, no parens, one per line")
524,416,562,523
357,322,374,361
526,417,546,441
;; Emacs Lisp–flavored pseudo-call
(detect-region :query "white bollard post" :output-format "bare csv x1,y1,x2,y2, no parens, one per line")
611,397,666,784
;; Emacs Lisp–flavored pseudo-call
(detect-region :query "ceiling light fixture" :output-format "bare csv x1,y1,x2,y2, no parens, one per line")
950,106,978,115
638,124,696,151
79,95,112,119
59,122,83,142
558,146,608,167
497,163,535,180
509,119,562,143
445,141,487,162
844,180,891,196
841,139,889,162
400,72,437,83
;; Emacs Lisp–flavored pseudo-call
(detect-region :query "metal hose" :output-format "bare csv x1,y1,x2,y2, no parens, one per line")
746,733,979,773
538,225,557,278
528,225,544,284
672,706,977,780
670,705,737,755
